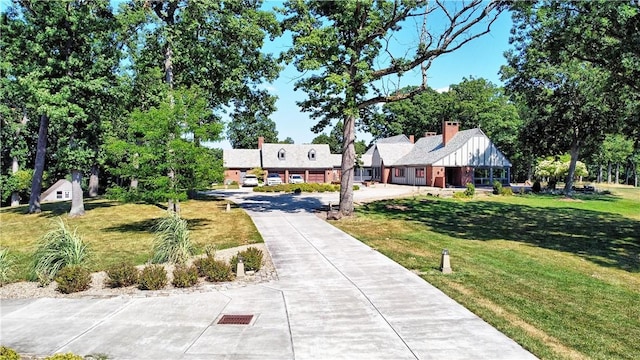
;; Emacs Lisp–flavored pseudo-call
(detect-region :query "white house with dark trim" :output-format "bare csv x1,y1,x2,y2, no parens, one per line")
371,121,511,188
40,179,73,203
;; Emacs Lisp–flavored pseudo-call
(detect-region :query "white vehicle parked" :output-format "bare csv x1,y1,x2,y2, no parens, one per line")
266,173,283,186
242,174,259,187
289,174,304,184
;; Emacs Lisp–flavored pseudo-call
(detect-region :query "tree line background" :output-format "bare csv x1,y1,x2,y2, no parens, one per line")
1,0,638,216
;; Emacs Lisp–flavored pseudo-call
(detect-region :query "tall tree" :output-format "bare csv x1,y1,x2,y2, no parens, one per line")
448,78,523,177
601,134,634,184
117,0,281,208
503,1,628,194
374,87,449,140
227,91,279,149
2,0,120,215
282,0,505,215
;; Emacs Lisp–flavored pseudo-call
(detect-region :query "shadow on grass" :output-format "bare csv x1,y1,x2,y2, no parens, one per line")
359,197,640,272
0,199,119,217
102,217,211,234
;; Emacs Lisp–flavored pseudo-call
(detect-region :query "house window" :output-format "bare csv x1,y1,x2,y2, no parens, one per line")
415,168,425,178
56,191,63,199
64,191,70,198
278,148,286,160
394,168,405,177
308,149,316,160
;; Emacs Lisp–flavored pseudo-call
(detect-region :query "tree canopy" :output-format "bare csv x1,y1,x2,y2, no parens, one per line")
282,0,505,215
502,1,635,194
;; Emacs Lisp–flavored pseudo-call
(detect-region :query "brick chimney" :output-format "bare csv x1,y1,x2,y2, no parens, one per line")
442,121,459,146
409,135,414,144
258,136,264,150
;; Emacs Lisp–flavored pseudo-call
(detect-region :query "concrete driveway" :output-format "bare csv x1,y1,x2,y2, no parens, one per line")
0,185,537,359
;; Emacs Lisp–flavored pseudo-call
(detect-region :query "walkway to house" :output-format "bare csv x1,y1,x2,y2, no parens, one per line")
0,186,537,359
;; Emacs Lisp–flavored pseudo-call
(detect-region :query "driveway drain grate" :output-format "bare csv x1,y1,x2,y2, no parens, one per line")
218,315,253,325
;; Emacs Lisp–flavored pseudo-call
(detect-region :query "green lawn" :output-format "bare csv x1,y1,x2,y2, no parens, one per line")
0,195,262,281
334,186,640,360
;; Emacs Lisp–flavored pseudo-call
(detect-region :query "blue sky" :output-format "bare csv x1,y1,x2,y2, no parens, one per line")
235,1,515,149
0,0,514,149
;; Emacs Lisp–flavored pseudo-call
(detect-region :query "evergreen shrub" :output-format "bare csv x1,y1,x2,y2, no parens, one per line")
138,264,167,290
172,265,198,288
55,265,91,294
105,262,139,288
230,247,263,274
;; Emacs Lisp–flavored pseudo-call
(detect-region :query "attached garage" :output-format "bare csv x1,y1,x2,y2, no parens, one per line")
307,171,325,183
270,171,285,182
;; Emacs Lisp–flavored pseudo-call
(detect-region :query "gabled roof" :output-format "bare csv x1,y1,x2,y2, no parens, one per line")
374,142,415,166
261,143,333,169
396,129,479,166
359,154,373,167
330,154,342,168
376,134,412,144
364,134,410,156
394,128,512,167
41,179,71,199
223,149,261,169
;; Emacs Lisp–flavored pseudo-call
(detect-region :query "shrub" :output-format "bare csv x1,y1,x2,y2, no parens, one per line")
196,256,233,282
172,265,198,288
492,181,503,195
532,180,541,193
138,264,168,290
0,248,14,286
500,187,513,196
32,218,89,285
452,191,468,199
43,353,83,360
464,183,475,197
152,212,194,265
55,265,91,294
230,247,263,274
0,346,20,360
105,262,139,288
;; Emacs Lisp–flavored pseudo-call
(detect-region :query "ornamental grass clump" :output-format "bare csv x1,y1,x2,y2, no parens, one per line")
0,248,14,286
152,212,194,265
32,218,89,285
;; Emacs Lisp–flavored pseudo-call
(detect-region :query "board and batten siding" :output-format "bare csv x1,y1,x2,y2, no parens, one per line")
391,167,427,186
432,135,511,167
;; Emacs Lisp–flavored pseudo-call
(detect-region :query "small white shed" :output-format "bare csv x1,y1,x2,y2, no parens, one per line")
41,179,73,203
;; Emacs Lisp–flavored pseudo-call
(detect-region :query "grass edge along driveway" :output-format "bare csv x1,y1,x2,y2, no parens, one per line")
0,196,262,281
333,188,640,360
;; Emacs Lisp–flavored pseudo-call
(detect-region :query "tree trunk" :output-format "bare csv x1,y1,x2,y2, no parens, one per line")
563,141,580,195
339,114,356,216
11,156,20,207
607,163,612,184
89,165,100,197
28,114,49,214
130,152,139,189
615,163,620,184
11,112,28,207
165,42,177,212
69,170,85,217
597,164,603,183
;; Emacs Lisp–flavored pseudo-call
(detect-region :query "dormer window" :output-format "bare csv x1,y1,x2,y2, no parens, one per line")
278,148,286,160
308,149,316,160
